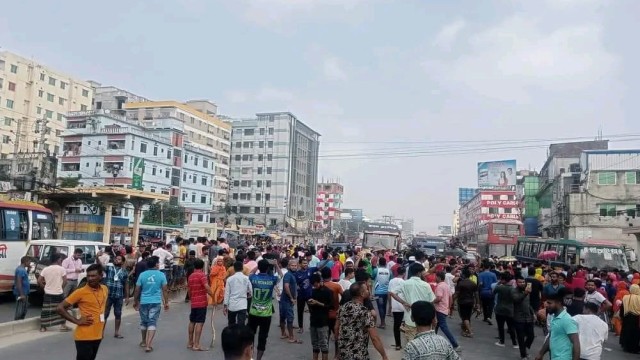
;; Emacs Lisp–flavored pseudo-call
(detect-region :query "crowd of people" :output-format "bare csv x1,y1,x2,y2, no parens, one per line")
14,235,640,360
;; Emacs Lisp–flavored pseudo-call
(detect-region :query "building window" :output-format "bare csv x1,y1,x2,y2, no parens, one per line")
60,82,67,90
243,141,252,148
48,77,56,86
45,110,53,119
153,146,158,156
255,207,261,214
258,154,263,161
265,194,271,201
201,195,207,204
268,128,274,135
266,180,271,188
598,172,616,185
259,128,265,135
4,117,12,126
2,135,10,144
244,129,254,136
140,143,147,153
57,113,64,121
197,214,204,222
82,89,89,97
488,208,499,214
259,141,264,148
5,99,14,109
10,64,17,74
235,141,241,148
80,105,88,111
267,141,273,148
234,155,241,161
599,204,617,217
8,82,16,91
256,180,262,188
269,218,276,226
266,167,272,174
267,154,272,161
58,97,66,106
626,171,640,185
504,208,512,214
40,73,46,81
193,175,197,184
257,167,262,174
194,157,199,166
151,167,157,176
256,193,262,201
192,193,196,203
37,90,44,98
201,176,207,186
36,106,42,115
47,93,55,102
166,169,170,178
232,193,238,200
239,207,250,214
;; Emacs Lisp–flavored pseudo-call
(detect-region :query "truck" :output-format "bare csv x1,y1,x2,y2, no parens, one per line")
412,235,447,256
361,222,401,250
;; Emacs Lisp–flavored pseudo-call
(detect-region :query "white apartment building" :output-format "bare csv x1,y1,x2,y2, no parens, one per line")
0,50,93,157
59,110,216,224
229,112,320,230
124,101,231,212
90,83,150,115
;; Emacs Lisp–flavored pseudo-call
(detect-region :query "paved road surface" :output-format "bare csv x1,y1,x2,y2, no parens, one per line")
0,297,632,360
0,293,42,323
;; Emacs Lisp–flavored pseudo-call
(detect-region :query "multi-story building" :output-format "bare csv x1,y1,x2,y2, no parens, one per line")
458,188,479,206
536,140,609,237
228,112,320,230
452,210,460,236
124,101,231,214
516,170,540,236
58,110,216,224
315,182,344,229
90,83,150,115
0,50,93,157
458,189,520,240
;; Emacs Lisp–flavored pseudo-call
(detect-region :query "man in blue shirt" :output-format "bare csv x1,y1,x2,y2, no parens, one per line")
281,260,300,343
295,259,317,332
535,288,580,360
134,256,169,353
13,256,31,320
478,262,498,325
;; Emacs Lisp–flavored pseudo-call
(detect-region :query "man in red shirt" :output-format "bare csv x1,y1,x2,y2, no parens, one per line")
187,259,214,351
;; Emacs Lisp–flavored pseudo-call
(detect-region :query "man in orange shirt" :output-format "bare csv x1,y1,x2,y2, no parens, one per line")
57,263,108,360
320,267,343,359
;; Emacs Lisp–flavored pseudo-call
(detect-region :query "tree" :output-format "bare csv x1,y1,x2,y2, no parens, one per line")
59,175,81,188
142,201,184,226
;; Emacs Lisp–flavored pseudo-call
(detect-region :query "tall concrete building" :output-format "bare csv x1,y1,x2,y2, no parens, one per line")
0,51,93,157
124,101,231,213
229,112,320,230
90,83,150,115
315,182,344,229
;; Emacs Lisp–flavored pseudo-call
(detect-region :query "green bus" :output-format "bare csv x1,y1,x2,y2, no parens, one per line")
514,237,631,272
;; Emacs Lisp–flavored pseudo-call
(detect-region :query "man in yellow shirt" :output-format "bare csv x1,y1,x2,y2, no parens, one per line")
57,263,108,360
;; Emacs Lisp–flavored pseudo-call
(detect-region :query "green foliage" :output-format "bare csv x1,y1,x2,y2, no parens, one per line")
143,201,184,226
59,175,81,188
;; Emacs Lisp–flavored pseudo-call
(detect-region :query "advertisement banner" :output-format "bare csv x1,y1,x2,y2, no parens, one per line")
478,160,517,189
438,225,452,235
131,157,145,190
4,210,20,240
480,213,521,221
481,199,520,208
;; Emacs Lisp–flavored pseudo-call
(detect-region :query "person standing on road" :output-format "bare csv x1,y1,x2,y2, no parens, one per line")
224,261,252,326
103,254,130,339
294,258,315,333
373,257,391,329
281,259,301,343
513,275,536,360
248,259,281,360
187,259,214,351
402,301,460,360
478,262,498,325
38,253,70,332
493,271,518,348
434,271,460,352
535,288,580,360
134,256,169,353
573,302,608,360
57,263,108,360
13,256,31,320
391,263,435,342
320,267,343,359
62,248,84,298
308,273,333,360
453,268,478,338
388,265,406,351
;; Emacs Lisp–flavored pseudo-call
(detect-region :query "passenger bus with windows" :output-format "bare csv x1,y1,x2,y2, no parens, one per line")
0,200,56,292
475,218,523,258
514,237,631,272
412,235,447,255
361,222,401,250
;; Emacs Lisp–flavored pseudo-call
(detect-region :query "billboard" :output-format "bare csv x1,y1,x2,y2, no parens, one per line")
437,225,452,235
458,188,479,206
478,160,516,189
131,157,145,190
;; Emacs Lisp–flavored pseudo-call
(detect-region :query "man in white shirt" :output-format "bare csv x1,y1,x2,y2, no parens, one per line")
444,266,457,295
339,268,355,291
387,266,406,350
573,302,608,360
153,244,174,271
223,261,253,326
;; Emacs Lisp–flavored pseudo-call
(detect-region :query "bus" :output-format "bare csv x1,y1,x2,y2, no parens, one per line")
0,201,56,292
514,237,630,272
361,222,401,250
412,235,447,255
476,219,524,258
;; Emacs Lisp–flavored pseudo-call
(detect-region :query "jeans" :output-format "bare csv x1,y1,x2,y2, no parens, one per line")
105,297,123,320
75,340,101,360
14,296,28,320
480,295,494,321
279,301,294,326
392,312,404,347
514,321,535,358
139,303,161,330
435,311,459,348
495,314,517,345
297,297,307,328
228,310,247,326
64,280,78,298
376,295,388,320
248,315,272,352
310,326,329,353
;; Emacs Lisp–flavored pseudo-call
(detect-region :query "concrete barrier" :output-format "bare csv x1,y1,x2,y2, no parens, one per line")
0,317,40,337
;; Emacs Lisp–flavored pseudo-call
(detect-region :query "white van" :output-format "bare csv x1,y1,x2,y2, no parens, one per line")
25,240,107,291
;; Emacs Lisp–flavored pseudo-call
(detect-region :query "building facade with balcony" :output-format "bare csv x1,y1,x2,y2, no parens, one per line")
458,190,520,241
315,182,344,229
90,83,150,116
228,112,320,230
124,101,231,214
0,50,93,158
58,110,216,224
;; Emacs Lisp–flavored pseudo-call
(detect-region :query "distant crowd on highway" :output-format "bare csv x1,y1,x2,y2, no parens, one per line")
12,236,640,360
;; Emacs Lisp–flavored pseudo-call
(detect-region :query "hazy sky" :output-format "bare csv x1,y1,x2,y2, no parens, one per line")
2,0,640,232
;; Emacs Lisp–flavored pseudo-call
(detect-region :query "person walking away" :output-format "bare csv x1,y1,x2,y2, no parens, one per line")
573,302,608,360
183,250,196,302
391,263,435,342
209,256,226,307
388,265,406,351
308,273,333,360
513,275,536,360
224,261,252,326
534,288,580,360
222,324,255,360
248,259,282,360
281,259,301,343
331,252,343,282
320,267,343,358
187,259,214,351
62,248,84,298
434,271,460,352
38,253,70,332
478,262,498,325
494,271,518,348
619,284,640,353
453,268,478,338
103,254,130,339
134,256,169,353
612,281,629,336
525,267,543,314
339,268,355,291
335,282,389,360
402,301,460,360
373,258,391,329
275,258,289,338
13,256,30,320
57,264,107,360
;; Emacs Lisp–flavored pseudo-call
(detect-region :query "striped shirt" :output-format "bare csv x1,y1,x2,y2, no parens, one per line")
402,331,460,360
